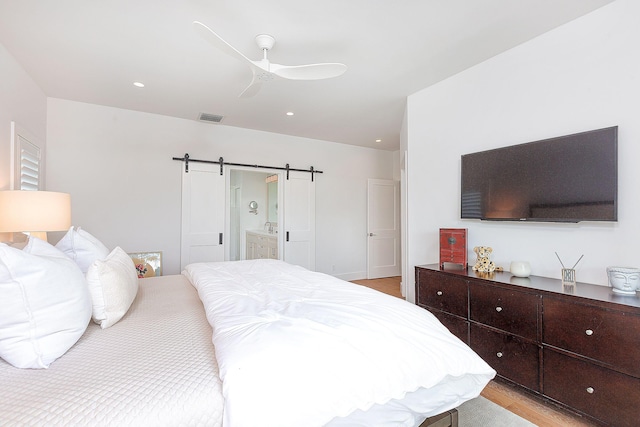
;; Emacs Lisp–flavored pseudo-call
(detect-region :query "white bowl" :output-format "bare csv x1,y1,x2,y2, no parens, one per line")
510,261,531,278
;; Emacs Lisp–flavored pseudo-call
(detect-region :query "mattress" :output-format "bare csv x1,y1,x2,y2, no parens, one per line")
184,259,496,427
0,275,224,426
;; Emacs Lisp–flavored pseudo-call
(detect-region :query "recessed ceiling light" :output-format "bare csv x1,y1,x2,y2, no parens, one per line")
375,139,382,143
286,112,294,116
133,81,145,88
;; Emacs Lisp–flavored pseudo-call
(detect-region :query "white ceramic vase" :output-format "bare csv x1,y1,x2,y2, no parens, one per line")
510,261,531,278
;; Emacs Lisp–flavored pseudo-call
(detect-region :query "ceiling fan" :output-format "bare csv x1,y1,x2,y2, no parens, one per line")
193,21,347,98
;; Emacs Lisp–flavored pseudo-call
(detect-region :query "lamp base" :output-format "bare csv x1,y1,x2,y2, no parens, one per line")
27,231,48,241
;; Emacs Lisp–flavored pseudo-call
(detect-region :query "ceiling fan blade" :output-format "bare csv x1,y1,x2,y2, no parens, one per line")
193,21,253,66
270,63,347,80
239,71,263,98
194,22,346,95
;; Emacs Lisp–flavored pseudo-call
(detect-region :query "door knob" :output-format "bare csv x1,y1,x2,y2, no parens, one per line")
369,233,375,236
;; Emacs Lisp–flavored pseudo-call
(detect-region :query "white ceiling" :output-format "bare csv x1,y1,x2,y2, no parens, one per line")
0,0,614,151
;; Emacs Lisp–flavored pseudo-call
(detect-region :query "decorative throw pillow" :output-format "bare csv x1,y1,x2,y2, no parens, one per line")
0,237,92,369
86,246,139,329
55,226,110,273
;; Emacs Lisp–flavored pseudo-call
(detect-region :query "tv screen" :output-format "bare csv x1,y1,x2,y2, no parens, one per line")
461,126,618,222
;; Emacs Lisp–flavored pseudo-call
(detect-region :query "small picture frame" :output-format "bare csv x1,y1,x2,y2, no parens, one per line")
128,251,162,278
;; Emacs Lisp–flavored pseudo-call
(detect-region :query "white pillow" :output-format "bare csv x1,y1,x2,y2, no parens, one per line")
0,237,92,369
86,246,139,329
55,226,110,273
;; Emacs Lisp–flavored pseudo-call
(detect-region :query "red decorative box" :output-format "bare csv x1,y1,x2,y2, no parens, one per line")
439,228,467,269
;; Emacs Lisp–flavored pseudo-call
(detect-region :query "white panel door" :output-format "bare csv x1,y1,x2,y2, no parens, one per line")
367,179,400,279
283,171,316,270
181,162,225,269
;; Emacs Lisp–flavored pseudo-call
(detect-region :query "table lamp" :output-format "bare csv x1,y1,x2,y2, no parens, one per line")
0,190,71,241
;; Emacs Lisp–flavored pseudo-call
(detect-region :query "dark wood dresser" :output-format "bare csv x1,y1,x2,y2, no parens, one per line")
415,264,640,426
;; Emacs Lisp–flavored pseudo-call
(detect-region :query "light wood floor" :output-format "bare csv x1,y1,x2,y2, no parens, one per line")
351,276,597,427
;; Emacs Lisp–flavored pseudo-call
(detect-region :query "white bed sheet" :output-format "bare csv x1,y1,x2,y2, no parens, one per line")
0,275,224,426
184,259,496,427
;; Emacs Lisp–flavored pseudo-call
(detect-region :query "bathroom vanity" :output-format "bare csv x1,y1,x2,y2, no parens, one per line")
246,230,278,260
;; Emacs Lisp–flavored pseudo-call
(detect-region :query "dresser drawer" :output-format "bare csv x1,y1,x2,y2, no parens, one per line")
470,324,540,392
416,269,468,318
427,308,469,345
439,249,466,261
543,349,640,427
543,297,640,377
470,282,539,340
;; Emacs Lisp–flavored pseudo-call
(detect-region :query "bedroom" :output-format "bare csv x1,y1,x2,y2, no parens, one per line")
4,0,634,290
1,0,639,425
3,0,637,291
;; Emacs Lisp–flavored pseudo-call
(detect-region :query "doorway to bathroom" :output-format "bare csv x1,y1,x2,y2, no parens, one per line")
226,166,316,270
229,169,280,261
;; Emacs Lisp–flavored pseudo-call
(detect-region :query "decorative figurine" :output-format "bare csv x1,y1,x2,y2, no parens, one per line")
472,246,503,273
606,266,640,295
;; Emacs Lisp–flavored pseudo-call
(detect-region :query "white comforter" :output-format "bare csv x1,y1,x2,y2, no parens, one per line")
184,259,495,427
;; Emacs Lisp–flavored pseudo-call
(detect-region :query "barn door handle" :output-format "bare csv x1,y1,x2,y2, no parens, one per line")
286,231,290,242
219,233,223,245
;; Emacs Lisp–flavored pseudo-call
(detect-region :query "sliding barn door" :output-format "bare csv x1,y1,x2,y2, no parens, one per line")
283,171,316,270
181,162,225,270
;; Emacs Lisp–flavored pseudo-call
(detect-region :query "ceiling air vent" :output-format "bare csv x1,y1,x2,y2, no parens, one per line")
198,113,224,123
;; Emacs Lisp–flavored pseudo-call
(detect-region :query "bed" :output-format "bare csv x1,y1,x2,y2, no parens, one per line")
0,274,224,426
0,253,495,426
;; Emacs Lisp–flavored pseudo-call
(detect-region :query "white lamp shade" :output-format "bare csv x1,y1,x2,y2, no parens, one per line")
0,191,71,233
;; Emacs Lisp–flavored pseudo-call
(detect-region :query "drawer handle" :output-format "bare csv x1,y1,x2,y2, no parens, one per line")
585,329,594,336
437,291,443,296
495,306,503,312
496,352,503,358
586,387,594,394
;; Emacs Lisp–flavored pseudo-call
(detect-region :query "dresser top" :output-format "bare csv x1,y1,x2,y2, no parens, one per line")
417,264,640,310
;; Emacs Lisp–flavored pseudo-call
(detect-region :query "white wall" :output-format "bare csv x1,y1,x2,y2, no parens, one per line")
233,170,270,234
406,0,638,301
0,42,47,190
0,42,47,242
46,98,395,277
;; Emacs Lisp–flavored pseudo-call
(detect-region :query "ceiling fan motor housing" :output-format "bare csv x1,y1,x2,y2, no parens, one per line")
255,34,275,51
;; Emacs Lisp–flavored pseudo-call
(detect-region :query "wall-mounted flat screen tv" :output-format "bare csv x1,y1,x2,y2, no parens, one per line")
461,126,618,222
